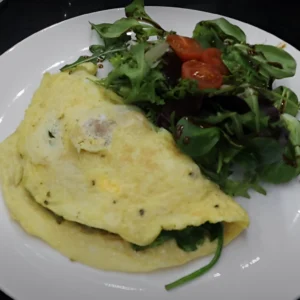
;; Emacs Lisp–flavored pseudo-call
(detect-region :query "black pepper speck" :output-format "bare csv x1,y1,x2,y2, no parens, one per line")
214,204,219,208
139,209,145,216
48,131,55,138
44,200,49,205
46,191,51,197
183,136,190,145
56,216,64,225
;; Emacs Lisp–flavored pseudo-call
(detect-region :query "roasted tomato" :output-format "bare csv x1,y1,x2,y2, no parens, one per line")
182,60,223,90
199,48,229,75
166,35,203,61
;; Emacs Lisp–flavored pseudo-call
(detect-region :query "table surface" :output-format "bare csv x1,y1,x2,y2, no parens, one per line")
0,0,299,299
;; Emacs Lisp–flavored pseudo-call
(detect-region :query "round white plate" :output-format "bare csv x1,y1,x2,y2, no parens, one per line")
1,6,300,300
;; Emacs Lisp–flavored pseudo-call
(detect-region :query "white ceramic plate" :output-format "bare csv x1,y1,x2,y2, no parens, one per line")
1,6,300,300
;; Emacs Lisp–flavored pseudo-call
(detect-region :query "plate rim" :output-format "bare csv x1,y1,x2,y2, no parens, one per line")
1,6,300,300
1,5,298,60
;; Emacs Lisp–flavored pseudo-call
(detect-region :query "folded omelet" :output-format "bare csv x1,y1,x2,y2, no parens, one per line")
0,67,249,272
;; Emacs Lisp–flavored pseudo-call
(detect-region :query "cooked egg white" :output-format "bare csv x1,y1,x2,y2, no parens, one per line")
0,132,247,272
0,67,249,272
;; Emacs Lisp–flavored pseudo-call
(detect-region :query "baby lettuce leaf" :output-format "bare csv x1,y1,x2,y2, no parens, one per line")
91,19,142,38
90,22,131,49
222,177,266,198
281,114,300,157
193,24,224,49
175,118,221,157
163,79,200,100
91,19,160,43
193,18,246,49
251,115,300,184
237,86,260,132
234,44,296,80
248,137,283,165
60,46,126,72
222,46,270,87
89,44,104,54
200,112,237,124
204,18,246,43
255,45,297,79
259,161,299,184
258,86,299,117
125,0,166,33
98,43,166,104
60,56,98,72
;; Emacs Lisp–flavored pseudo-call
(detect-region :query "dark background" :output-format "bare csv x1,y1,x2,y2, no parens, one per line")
0,0,299,299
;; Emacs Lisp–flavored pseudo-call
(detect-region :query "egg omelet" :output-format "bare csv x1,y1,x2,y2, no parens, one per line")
0,66,249,272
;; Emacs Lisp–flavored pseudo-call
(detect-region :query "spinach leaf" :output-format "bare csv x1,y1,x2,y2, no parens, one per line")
175,118,221,157
165,223,224,291
131,222,221,253
175,226,206,252
131,231,173,251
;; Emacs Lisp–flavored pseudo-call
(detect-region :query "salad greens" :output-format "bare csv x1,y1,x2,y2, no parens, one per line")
61,0,300,290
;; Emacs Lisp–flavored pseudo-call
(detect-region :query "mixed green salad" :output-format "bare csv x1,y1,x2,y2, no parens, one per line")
62,0,300,199
61,0,300,290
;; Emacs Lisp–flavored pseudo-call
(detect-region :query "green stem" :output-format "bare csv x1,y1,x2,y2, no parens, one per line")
165,223,224,291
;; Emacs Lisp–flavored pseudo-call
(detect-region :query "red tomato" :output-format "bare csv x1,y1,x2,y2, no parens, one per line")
199,48,229,75
166,34,203,61
182,60,223,90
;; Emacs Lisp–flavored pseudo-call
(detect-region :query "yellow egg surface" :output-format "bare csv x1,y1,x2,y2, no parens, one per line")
13,69,249,247
0,132,248,272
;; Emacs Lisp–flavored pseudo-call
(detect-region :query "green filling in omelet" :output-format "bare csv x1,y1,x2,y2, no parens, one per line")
131,222,222,252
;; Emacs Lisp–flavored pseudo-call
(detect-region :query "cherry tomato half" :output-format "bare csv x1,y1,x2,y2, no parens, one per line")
199,48,229,75
182,60,223,90
166,34,203,62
